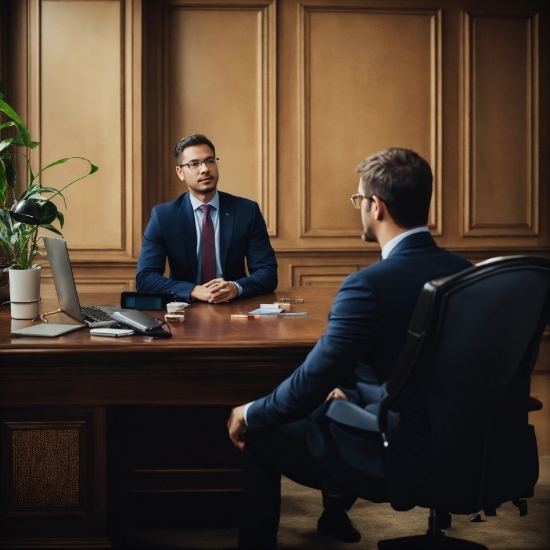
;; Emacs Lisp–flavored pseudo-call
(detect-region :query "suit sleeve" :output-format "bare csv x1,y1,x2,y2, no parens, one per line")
136,207,196,302
234,202,278,297
246,272,382,430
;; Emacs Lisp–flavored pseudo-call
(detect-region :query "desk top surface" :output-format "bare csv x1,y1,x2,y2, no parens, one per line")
0,286,338,354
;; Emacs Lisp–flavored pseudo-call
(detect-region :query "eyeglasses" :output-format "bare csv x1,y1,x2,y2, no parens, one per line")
350,194,375,209
179,157,219,171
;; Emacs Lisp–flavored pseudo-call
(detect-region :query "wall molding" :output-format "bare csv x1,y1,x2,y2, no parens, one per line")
163,0,277,235
17,0,142,260
461,8,540,238
299,4,442,238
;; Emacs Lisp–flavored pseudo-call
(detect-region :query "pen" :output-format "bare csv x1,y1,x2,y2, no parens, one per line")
231,314,262,319
279,312,308,316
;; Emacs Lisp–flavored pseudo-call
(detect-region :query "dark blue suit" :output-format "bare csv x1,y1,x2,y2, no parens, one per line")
136,191,277,302
240,232,471,548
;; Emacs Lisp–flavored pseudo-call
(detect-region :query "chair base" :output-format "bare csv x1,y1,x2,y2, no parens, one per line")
378,532,488,550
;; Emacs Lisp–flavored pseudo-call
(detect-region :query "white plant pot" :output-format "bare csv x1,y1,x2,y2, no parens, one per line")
9,266,41,319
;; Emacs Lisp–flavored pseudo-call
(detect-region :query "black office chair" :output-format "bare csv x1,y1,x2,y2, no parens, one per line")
327,255,550,550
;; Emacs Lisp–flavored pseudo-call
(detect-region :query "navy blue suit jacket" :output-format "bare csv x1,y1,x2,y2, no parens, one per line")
136,191,277,302
247,232,471,432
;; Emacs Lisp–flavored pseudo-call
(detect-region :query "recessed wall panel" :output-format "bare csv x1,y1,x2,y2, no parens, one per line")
167,4,276,231
463,11,539,236
291,264,361,287
303,8,440,236
40,0,123,248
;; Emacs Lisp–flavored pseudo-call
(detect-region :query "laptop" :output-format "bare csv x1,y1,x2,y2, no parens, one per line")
43,236,120,327
11,323,86,338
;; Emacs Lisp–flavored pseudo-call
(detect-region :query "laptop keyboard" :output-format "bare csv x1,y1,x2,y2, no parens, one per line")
81,306,113,322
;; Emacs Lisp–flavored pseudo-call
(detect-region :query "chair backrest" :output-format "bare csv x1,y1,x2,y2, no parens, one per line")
382,256,550,514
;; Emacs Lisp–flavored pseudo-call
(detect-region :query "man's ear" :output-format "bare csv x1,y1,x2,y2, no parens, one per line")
176,166,185,182
372,196,385,221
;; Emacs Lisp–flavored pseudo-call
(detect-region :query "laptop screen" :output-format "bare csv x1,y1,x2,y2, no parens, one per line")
43,236,86,323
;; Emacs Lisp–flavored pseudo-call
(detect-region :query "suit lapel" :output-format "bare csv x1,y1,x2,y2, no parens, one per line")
177,193,199,280
218,192,234,272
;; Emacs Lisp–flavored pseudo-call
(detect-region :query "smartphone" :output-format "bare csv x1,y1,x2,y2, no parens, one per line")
90,328,135,337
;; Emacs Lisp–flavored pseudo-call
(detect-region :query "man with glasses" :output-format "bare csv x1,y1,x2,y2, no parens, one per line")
137,134,277,303
227,148,472,548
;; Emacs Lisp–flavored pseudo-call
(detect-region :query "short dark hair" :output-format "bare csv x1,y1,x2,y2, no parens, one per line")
174,134,216,164
356,148,432,228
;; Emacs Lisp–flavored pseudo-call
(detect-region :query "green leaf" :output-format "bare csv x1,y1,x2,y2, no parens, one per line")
35,200,58,224
0,98,33,147
0,121,16,131
55,210,65,228
4,156,15,191
40,223,63,236
36,156,97,183
0,207,12,227
0,92,98,270
22,154,35,186
0,138,16,154
34,186,66,197
0,156,14,203
18,183,43,201
20,185,68,210
34,157,98,204
10,136,39,149
0,159,6,203
37,157,70,171
0,236,12,259
22,184,65,199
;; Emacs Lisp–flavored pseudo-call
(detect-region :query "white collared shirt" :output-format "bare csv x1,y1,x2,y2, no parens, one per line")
381,226,430,259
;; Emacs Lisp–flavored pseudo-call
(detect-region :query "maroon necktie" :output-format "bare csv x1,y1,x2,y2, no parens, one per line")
199,204,216,284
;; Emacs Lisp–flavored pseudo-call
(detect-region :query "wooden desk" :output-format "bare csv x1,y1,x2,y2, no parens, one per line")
0,287,337,547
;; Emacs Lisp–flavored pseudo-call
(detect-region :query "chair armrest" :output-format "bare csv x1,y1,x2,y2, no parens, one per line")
528,396,543,411
326,399,380,432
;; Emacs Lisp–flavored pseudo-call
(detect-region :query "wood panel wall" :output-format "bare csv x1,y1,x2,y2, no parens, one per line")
3,0,548,284
4,0,142,293
2,0,549,451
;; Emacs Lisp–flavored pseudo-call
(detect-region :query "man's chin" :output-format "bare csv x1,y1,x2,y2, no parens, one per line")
361,232,377,243
196,183,217,195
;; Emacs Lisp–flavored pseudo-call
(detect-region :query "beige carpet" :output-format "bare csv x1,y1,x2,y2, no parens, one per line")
125,456,550,549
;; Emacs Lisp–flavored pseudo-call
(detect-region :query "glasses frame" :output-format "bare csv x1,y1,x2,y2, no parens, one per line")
179,157,220,171
350,194,375,209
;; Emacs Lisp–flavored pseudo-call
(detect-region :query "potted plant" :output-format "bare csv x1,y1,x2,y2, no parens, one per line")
0,89,98,319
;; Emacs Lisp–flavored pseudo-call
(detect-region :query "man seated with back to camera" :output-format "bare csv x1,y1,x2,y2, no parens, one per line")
227,147,472,549
136,133,277,303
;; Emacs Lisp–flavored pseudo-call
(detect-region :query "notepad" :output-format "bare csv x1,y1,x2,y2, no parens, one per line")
11,323,85,338
248,308,282,315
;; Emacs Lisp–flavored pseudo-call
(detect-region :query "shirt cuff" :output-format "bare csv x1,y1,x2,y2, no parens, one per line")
243,401,253,426
229,281,243,296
